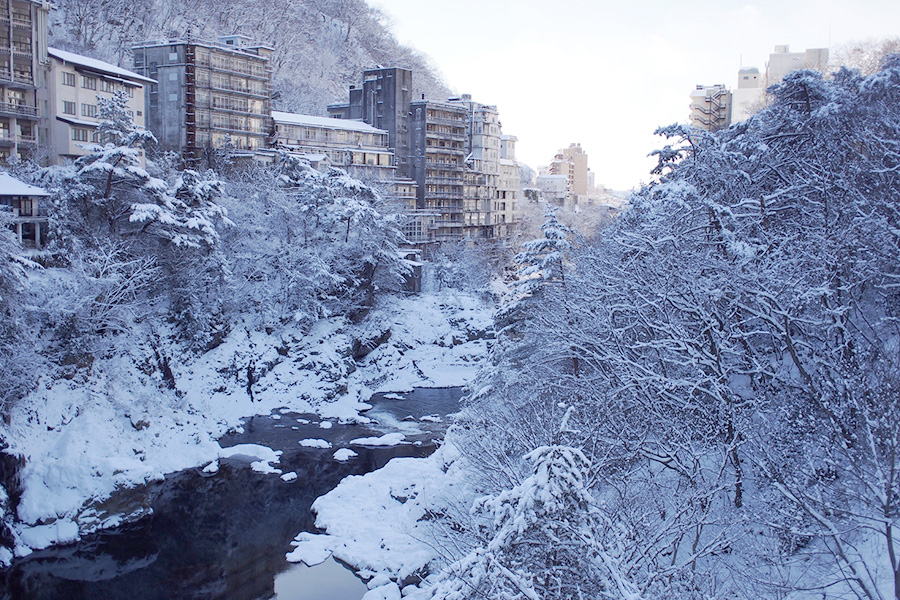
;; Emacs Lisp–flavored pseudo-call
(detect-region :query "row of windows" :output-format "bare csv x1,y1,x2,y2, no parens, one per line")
61,100,137,119
60,71,135,97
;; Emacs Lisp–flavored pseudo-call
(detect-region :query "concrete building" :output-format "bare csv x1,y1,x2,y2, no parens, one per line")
766,44,829,86
498,134,520,230
331,67,520,244
327,66,412,178
731,66,763,124
132,35,273,165
448,94,501,239
535,173,568,206
409,99,467,242
0,171,48,247
0,0,48,161
44,47,153,164
689,84,732,131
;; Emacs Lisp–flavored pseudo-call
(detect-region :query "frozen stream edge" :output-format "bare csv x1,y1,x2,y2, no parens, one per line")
1,291,493,564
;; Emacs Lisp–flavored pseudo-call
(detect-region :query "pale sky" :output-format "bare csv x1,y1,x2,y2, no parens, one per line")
372,0,900,190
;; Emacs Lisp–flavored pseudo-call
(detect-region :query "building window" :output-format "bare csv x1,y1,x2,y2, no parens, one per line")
61,71,75,86
126,86,134,98
82,76,97,90
100,79,115,93
71,128,89,142
62,101,75,115
81,103,97,118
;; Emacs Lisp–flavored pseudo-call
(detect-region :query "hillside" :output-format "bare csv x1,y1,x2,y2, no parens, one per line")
47,0,453,114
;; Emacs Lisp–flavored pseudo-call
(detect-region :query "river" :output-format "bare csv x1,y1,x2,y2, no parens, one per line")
0,388,464,600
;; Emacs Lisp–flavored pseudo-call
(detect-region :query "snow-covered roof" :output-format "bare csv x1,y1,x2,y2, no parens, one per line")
56,116,99,128
48,47,156,85
0,172,50,196
273,111,387,135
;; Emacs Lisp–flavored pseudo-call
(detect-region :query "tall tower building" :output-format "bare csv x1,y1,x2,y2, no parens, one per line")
132,35,273,165
0,0,49,161
328,66,412,178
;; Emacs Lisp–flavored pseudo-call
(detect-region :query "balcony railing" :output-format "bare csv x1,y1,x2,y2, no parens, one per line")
0,101,39,117
0,132,37,144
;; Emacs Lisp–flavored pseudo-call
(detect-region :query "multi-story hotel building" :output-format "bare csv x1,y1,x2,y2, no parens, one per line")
271,110,395,180
44,47,153,163
132,35,272,165
409,99,468,242
0,0,48,161
327,66,412,179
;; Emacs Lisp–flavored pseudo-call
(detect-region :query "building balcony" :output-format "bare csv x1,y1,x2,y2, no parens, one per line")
12,44,32,57
424,146,464,156
207,81,269,98
424,130,464,141
424,175,464,185
425,116,465,127
0,102,39,119
430,220,464,229
0,132,37,144
426,161,463,171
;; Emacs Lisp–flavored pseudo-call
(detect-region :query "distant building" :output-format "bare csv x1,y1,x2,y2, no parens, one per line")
498,134,520,233
731,66,763,124
331,67,520,244
693,45,830,129
271,111,394,179
132,35,273,165
535,174,568,206
409,99,468,242
0,0,49,161
542,143,594,209
327,66,412,178
44,47,153,164
0,171,49,248
766,44,829,86
689,84,732,132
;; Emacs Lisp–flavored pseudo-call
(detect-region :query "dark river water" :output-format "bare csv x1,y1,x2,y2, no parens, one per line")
0,388,463,600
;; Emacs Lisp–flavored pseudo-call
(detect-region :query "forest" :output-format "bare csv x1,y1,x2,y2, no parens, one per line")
0,0,898,597
400,59,900,599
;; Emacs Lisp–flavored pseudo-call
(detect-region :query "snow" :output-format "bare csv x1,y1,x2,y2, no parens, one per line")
281,472,298,482
294,443,469,582
299,438,332,449
333,448,358,462
350,433,407,447
2,290,492,556
272,111,388,134
0,173,50,196
48,47,156,84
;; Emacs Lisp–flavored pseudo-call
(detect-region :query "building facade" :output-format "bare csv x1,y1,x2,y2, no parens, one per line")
272,110,394,179
409,99,467,242
0,0,48,161
689,83,732,131
731,66,763,124
44,47,152,163
0,171,48,247
132,35,273,165
328,66,412,178
766,44,829,86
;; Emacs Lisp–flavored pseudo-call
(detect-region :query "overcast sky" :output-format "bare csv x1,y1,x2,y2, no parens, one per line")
372,0,900,190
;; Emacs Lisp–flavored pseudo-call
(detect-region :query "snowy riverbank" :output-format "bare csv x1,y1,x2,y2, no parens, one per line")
0,290,493,564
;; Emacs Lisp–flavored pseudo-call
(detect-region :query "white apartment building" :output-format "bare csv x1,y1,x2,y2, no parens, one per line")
44,47,153,163
271,111,394,179
766,45,829,86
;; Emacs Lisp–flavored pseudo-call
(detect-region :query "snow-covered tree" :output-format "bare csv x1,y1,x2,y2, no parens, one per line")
418,445,642,600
